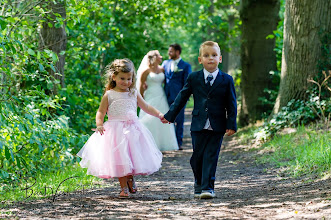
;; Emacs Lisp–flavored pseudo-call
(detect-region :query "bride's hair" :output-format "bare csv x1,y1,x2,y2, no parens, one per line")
104,58,136,93
147,50,160,67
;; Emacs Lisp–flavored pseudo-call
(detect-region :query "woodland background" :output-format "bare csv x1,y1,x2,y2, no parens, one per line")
0,0,330,195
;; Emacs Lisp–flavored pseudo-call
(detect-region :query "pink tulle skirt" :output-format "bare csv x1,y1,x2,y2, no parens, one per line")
77,118,163,178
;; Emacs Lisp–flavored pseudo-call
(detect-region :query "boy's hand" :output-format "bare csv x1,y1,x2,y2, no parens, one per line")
159,114,170,124
226,129,235,136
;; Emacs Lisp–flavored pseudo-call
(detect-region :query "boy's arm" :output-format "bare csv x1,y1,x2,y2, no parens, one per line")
164,74,193,122
182,63,191,86
137,92,163,119
226,76,237,132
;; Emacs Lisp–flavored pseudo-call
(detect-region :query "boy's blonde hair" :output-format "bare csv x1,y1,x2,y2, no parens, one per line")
199,41,221,56
104,58,136,93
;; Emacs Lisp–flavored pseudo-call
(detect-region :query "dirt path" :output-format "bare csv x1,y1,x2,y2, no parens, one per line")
2,109,330,219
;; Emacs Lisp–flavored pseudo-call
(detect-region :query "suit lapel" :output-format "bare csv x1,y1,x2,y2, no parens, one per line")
209,71,223,93
197,70,205,87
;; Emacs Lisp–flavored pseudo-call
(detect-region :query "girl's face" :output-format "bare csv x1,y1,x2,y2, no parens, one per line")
112,71,133,92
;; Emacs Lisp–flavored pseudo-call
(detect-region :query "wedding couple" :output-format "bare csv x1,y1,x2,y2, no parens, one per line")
137,44,192,151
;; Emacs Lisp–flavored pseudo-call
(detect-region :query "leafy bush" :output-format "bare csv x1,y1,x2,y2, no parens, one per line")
0,96,88,184
255,93,330,141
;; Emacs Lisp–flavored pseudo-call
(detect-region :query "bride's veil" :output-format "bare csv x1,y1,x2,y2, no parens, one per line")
136,55,149,93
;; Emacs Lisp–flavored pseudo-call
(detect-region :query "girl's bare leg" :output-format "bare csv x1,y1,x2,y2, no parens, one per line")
127,175,137,193
118,177,129,198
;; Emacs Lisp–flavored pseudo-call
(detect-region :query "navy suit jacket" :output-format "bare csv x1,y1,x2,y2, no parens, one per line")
164,69,237,132
162,59,192,104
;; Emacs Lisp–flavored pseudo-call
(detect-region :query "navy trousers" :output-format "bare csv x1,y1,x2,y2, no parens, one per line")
190,130,224,191
174,107,185,146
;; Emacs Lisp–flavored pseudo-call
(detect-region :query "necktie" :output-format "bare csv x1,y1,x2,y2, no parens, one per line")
206,74,213,88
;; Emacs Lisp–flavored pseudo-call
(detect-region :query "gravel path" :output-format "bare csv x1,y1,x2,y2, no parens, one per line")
1,109,330,219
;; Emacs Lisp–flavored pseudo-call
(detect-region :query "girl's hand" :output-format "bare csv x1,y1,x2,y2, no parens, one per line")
92,126,106,135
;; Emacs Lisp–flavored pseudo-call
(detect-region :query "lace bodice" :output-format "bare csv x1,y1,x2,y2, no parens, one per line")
106,89,138,121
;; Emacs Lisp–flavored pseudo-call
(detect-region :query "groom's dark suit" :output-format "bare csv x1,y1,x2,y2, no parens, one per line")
162,59,191,147
164,69,237,192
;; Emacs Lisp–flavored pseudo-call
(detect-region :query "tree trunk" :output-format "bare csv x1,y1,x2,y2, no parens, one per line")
40,0,67,90
239,0,279,126
272,0,331,114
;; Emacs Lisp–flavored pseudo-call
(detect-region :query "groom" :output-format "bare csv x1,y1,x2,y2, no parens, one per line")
162,43,192,150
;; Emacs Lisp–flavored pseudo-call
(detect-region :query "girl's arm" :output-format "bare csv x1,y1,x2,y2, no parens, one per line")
137,92,163,119
95,92,109,135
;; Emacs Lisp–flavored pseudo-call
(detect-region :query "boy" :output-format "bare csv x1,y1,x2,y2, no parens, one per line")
162,41,237,199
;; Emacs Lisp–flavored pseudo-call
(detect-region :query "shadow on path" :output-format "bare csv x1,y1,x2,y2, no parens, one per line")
1,108,330,219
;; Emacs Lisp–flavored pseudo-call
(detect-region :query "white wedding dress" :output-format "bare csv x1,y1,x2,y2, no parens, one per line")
139,72,179,151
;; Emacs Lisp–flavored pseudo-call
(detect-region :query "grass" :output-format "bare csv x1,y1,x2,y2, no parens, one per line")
256,125,331,178
235,125,259,145
0,163,102,204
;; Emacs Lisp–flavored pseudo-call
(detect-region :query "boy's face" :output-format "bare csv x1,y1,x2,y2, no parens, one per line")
198,45,222,73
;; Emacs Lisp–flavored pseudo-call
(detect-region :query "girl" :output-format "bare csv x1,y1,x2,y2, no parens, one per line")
77,58,163,198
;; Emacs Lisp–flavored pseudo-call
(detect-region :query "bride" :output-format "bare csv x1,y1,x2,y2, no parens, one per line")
136,50,179,151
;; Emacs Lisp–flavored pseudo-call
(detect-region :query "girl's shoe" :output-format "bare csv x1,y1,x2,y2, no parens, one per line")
119,187,129,198
127,177,137,194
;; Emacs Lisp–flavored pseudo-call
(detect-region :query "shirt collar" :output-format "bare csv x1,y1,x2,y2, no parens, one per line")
173,57,181,64
203,68,219,81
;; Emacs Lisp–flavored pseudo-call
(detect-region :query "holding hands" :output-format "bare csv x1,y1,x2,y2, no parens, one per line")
159,113,170,124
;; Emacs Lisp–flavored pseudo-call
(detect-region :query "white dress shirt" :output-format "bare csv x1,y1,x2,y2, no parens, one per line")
203,68,219,130
170,57,182,72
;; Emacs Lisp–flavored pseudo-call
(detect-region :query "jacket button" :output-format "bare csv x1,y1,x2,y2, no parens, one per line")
205,108,208,111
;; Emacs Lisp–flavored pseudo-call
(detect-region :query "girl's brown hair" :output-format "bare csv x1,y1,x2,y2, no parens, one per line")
104,58,136,93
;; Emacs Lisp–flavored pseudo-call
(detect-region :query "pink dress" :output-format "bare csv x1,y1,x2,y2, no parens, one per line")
77,89,162,178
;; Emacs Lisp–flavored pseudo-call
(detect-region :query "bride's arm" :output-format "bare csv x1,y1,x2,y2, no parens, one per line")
139,69,149,98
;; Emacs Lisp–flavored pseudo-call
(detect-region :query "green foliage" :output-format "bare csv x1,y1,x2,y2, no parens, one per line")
0,0,87,183
0,97,88,183
255,92,331,142
257,126,330,178
0,0,242,188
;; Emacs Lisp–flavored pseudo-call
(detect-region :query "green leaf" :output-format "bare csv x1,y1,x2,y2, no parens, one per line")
5,146,10,160
10,148,14,162
0,17,7,30
51,53,58,62
48,22,53,28
39,63,44,72
50,64,56,72
16,156,22,168
10,44,16,54
27,48,36,56
25,113,34,122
